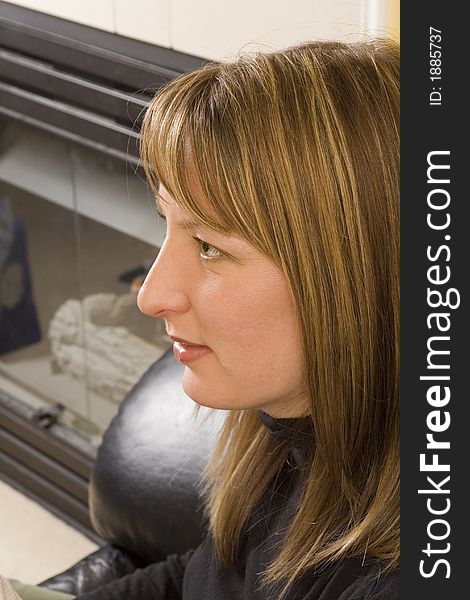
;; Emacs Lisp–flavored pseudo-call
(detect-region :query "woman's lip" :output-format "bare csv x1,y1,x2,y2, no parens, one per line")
168,335,207,347
172,340,212,364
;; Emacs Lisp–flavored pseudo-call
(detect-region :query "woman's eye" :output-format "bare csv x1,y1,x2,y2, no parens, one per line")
156,208,166,221
194,237,223,260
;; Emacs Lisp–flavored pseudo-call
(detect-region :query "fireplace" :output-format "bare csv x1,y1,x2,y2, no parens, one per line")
0,1,202,536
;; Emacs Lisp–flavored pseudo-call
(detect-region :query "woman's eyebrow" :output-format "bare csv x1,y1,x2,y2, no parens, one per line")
154,192,166,215
154,195,205,231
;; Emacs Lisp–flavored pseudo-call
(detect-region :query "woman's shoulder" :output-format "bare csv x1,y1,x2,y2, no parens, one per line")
367,570,399,599
338,562,399,600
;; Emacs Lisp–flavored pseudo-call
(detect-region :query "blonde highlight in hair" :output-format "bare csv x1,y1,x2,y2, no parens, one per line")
141,38,400,596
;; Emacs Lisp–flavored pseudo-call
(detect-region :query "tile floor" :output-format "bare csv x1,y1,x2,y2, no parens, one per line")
0,479,98,585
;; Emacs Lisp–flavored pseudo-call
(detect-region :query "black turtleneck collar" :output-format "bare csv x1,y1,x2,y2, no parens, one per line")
258,410,314,450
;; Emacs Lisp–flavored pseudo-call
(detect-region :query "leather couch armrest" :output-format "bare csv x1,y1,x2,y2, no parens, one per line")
38,544,148,596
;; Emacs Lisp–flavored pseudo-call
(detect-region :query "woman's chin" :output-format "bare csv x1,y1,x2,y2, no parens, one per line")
181,370,237,411
181,370,213,407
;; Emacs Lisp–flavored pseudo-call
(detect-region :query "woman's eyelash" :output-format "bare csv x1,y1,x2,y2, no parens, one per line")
192,237,224,260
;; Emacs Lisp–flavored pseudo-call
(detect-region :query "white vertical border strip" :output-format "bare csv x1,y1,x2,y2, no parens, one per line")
360,0,391,37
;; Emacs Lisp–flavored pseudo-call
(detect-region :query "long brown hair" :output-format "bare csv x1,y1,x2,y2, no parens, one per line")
141,38,400,595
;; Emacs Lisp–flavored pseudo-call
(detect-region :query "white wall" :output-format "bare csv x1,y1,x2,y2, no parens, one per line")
2,0,392,59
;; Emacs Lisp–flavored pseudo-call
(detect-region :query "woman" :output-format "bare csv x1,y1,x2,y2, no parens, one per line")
10,38,400,599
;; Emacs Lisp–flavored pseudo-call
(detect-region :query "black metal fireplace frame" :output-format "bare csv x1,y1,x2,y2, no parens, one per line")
0,0,204,163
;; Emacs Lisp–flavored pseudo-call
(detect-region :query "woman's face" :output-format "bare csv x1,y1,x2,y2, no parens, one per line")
137,184,307,418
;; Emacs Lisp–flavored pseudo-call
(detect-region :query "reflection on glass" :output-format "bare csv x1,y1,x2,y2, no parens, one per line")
0,120,170,446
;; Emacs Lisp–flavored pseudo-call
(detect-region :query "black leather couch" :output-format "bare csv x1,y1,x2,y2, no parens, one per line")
39,349,224,596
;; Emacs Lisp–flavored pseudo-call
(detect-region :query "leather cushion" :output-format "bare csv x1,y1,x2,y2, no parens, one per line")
39,544,146,595
88,349,225,562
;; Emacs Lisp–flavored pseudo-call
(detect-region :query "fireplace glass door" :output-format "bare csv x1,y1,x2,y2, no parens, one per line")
0,118,170,447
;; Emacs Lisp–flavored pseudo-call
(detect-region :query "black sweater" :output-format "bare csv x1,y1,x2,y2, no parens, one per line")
78,412,399,599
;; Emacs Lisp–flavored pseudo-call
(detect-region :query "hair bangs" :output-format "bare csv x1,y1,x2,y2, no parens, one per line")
140,67,259,238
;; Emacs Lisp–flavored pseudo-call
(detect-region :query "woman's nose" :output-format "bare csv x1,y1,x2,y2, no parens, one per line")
137,241,191,318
